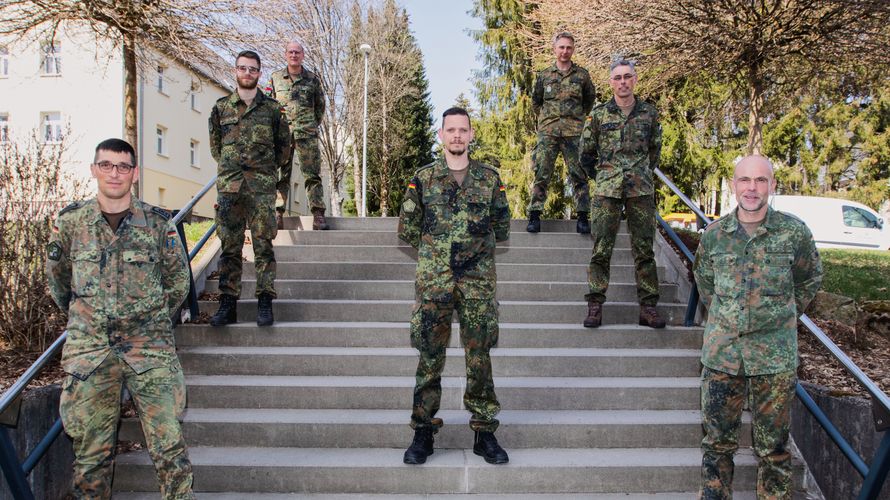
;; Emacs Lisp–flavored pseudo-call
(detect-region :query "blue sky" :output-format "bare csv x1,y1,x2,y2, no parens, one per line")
400,0,482,127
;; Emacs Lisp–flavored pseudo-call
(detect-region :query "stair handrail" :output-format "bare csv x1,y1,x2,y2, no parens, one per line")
654,167,890,499
0,175,219,500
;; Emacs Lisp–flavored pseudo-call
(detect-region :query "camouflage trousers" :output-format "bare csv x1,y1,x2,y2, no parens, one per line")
293,136,325,213
586,195,659,305
700,366,797,500
528,133,590,214
59,355,194,500
216,190,278,298
409,293,500,432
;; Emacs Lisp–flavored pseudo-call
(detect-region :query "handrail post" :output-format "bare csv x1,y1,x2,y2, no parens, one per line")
172,210,199,323
684,284,699,327
0,427,34,500
857,432,890,500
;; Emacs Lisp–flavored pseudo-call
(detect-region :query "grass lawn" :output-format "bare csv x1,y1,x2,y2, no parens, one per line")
819,249,890,302
182,220,217,262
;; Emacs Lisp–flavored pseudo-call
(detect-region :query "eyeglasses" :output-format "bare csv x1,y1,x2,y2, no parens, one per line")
236,65,260,74
286,50,302,55
611,73,636,82
94,161,135,174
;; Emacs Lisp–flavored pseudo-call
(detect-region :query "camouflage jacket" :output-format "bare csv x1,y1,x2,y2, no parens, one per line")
46,198,191,379
693,207,823,376
579,96,662,199
264,67,325,139
397,159,510,301
209,90,292,194
532,63,595,137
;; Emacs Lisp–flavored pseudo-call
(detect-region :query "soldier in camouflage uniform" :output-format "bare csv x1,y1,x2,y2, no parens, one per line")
398,107,511,466
579,59,665,328
265,40,329,230
209,50,292,327
527,31,596,234
46,139,194,499
693,155,823,499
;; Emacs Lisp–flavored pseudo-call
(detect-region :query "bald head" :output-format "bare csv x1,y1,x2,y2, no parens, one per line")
732,155,775,219
734,155,774,179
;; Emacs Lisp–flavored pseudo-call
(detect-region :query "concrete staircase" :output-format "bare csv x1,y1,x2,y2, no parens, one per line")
113,217,809,498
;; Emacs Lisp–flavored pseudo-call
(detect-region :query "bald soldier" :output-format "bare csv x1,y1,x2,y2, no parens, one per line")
693,155,823,499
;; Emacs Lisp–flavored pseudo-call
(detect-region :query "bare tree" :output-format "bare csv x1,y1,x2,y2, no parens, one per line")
522,0,890,154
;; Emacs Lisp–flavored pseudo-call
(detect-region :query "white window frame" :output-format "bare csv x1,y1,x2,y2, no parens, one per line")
189,139,199,168
190,81,200,111
0,46,9,78
40,112,62,143
40,41,61,76
156,126,167,156
0,113,9,143
156,65,167,95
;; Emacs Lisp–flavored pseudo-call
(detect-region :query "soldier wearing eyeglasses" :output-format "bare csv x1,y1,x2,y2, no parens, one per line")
209,50,292,327
46,138,195,499
265,40,329,230
579,59,665,329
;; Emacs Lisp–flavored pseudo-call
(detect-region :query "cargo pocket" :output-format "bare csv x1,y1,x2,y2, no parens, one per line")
71,250,101,297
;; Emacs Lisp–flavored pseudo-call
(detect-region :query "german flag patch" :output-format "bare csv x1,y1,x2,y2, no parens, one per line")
408,182,416,190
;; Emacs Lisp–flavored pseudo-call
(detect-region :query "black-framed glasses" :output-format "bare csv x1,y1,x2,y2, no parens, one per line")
611,73,636,82
94,161,135,174
236,65,260,74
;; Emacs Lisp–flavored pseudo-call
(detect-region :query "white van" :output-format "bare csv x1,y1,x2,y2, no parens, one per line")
767,196,890,250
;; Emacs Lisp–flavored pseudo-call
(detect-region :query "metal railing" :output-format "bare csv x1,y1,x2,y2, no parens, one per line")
0,176,219,500
654,167,890,499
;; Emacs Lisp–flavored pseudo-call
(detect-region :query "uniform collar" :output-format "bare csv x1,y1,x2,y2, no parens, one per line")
86,197,147,227
605,95,640,114
721,206,777,233
549,62,577,75
227,89,268,107
433,157,481,181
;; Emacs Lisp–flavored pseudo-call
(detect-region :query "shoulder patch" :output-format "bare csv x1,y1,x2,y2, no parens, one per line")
216,94,229,104
151,206,172,220
414,162,436,176
58,201,83,216
478,163,500,175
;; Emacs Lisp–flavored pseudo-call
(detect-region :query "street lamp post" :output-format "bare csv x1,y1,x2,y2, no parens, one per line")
359,43,371,217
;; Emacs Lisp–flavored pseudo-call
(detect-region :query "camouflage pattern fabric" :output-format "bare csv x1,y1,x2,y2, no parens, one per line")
60,355,193,500
532,63,596,137
46,198,190,379
692,207,823,375
527,133,590,214
579,96,662,199
265,68,325,139
293,136,325,212
208,91,292,196
586,195,659,305
398,158,510,431
46,198,193,499
409,296,500,432
700,367,797,500
216,191,278,298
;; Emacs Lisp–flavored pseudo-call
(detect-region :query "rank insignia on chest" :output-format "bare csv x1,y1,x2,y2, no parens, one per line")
166,230,178,249
403,199,417,213
545,85,552,93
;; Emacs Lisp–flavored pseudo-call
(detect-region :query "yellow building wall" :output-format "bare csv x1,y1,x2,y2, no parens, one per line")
141,168,217,220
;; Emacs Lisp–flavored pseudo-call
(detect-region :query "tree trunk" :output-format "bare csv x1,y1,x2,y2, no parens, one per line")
123,32,139,197
329,167,343,216
746,66,764,156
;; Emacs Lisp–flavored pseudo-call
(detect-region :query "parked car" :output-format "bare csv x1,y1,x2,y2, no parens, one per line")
751,195,890,250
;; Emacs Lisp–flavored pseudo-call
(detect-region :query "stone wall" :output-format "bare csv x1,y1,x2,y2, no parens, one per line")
0,385,72,500
793,382,890,500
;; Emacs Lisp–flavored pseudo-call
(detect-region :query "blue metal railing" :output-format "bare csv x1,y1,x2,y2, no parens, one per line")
654,167,890,499
0,176,219,500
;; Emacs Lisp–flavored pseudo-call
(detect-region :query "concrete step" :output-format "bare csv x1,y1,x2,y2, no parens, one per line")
113,493,806,500
235,262,666,283
196,300,688,325
112,447,803,494
119,409,751,449
282,216,629,234
257,245,638,266
175,323,703,349
184,376,701,410
177,346,701,377
202,279,680,303
274,230,621,249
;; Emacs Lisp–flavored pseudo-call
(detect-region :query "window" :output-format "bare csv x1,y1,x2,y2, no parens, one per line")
189,139,199,168
158,187,166,207
156,126,167,156
843,205,879,229
156,65,166,94
0,46,8,77
0,114,8,143
41,112,62,143
40,41,61,76
190,81,200,111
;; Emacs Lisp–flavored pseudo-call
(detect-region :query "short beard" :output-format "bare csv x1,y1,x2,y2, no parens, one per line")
238,77,258,90
739,198,767,213
445,145,467,156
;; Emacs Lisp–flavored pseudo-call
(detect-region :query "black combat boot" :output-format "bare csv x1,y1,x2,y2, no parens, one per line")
473,431,509,464
583,300,602,328
257,293,274,327
576,212,590,234
311,208,330,230
403,428,434,464
210,294,238,327
526,211,541,233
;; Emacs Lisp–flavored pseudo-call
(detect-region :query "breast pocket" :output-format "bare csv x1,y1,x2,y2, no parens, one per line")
220,116,239,145
122,250,162,301
422,194,450,236
762,250,794,297
71,250,101,297
466,195,492,235
713,254,740,297
543,82,557,100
